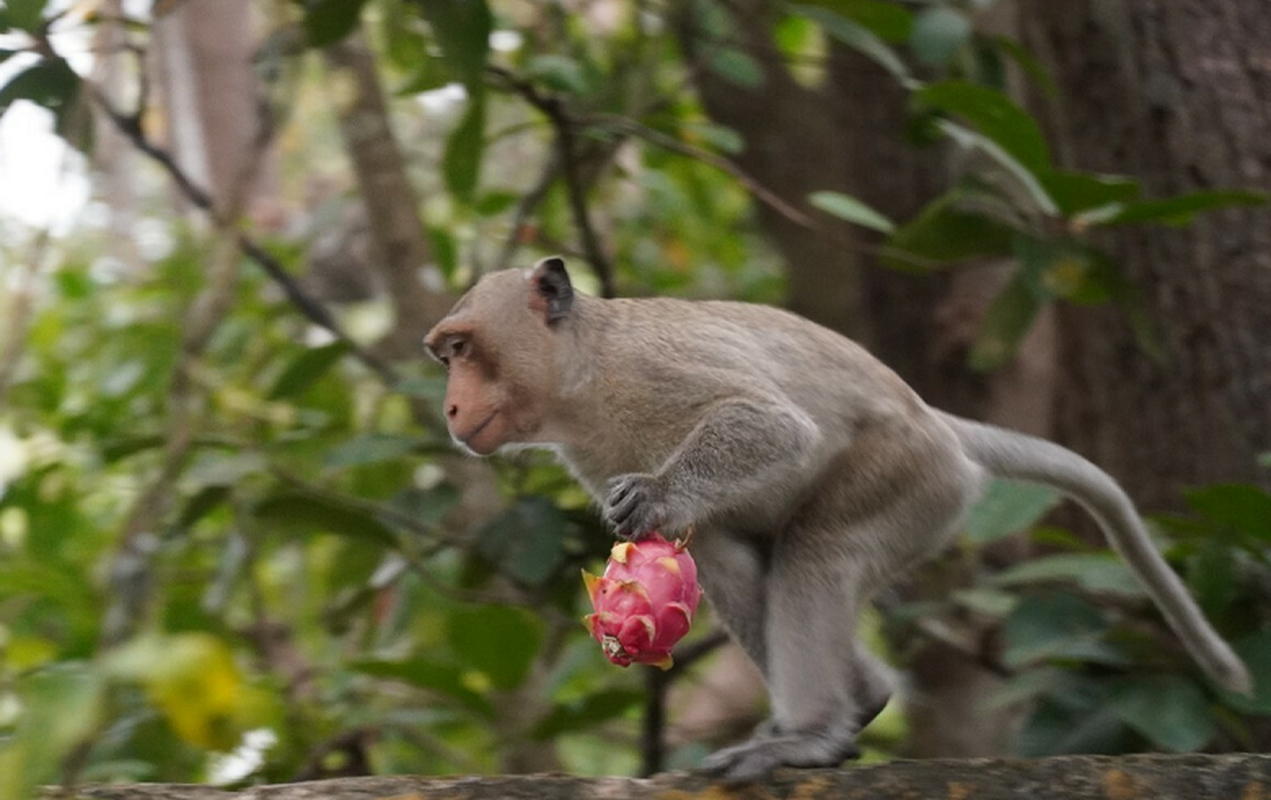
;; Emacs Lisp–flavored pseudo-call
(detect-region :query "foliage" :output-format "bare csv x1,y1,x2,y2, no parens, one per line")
0,0,1267,793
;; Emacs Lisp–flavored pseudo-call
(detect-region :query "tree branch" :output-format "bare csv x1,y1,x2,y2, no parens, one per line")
488,66,617,297
85,83,401,387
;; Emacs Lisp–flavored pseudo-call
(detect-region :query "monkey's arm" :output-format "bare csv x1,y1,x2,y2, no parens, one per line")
604,398,822,538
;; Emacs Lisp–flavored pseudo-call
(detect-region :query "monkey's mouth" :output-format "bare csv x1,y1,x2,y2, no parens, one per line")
457,411,499,447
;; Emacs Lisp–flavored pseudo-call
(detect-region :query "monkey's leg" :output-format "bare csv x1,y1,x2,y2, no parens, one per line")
691,530,771,676
751,643,892,740
702,530,866,782
852,642,894,732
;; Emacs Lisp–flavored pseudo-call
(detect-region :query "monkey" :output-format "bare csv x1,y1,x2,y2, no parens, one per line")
423,256,1252,782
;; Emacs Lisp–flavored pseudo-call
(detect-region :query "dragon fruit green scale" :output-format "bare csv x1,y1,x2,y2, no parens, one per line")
582,533,702,669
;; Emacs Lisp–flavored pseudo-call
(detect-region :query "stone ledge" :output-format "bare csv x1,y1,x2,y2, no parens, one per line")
49,753,1271,800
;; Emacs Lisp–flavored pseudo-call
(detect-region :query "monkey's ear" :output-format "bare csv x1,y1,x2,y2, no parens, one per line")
529,256,574,324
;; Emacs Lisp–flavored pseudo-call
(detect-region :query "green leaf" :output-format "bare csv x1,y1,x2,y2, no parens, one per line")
1187,543,1238,620
444,96,486,203
824,0,912,42
951,587,1018,618
386,485,461,529
302,0,370,47
1102,189,1266,227
477,496,569,587
917,80,1051,173
3,0,48,32
884,191,1015,271
936,120,1058,214
324,433,422,468
268,341,349,399
1018,681,1136,757
0,57,79,118
531,689,644,739
1038,170,1140,217
1183,484,1271,541
1015,234,1124,306
968,270,1045,371
1108,676,1217,752
808,190,895,233
685,121,745,155
427,227,460,275
963,478,1059,543
990,34,1059,98
0,56,89,152
475,190,521,216
909,6,971,66
185,451,267,488
447,605,543,691
991,553,1145,598
0,663,104,800
705,47,765,88
1229,632,1271,713
396,52,451,95
794,5,910,82
353,657,494,716
176,485,231,529
524,54,591,95
985,666,1080,712
254,493,398,548
1003,592,1126,669
415,0,492,89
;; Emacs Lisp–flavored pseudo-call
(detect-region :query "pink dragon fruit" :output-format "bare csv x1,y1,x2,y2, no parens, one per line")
582,533,703,669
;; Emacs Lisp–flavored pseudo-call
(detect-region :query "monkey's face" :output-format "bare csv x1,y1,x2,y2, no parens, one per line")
423,260,573,455
424,316,537,456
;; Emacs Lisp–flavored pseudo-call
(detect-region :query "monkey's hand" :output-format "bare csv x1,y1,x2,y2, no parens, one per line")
604,473,688,540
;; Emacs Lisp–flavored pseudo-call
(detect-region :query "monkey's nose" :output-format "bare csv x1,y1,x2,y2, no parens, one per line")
447,404,459,419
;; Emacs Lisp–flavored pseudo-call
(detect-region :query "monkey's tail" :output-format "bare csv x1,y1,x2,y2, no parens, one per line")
941,411,1254,697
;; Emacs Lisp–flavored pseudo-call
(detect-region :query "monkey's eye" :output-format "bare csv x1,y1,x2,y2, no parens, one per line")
450,338,467,358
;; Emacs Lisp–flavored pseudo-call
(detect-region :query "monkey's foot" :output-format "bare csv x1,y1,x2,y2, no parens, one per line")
700,728,860,784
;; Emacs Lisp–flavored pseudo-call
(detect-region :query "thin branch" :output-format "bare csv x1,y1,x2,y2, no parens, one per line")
590,114,815,229
640,628,729,776
0,231,47,407
85,83,400,387
494,150,561,273
488,66,617,297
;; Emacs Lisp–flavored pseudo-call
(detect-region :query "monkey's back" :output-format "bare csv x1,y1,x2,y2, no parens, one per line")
585,295,926,427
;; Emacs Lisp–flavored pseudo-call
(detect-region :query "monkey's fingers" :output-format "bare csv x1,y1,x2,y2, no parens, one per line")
674,526,696,551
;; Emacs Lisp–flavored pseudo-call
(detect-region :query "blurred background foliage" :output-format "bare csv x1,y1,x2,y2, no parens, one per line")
0,0,1269,796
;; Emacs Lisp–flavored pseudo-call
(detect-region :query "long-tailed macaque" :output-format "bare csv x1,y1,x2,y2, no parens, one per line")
424,256,1251,781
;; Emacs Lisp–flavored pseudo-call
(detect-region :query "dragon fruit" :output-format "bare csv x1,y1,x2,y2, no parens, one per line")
582,533,703,669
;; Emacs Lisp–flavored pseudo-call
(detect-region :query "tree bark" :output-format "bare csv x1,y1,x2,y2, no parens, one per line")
674,0,870,340
151,0,278,220
49,754,1271,800
322,32,455,356
1023,0,1271,508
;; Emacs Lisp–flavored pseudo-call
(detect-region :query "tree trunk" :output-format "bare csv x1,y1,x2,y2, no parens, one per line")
674,0,870,340
151,0,279,220
1023,0,1271,508
90,0,142,271
322,32,455,355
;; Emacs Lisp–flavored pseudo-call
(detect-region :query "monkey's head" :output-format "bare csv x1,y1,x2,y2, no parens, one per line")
423,256,575,455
